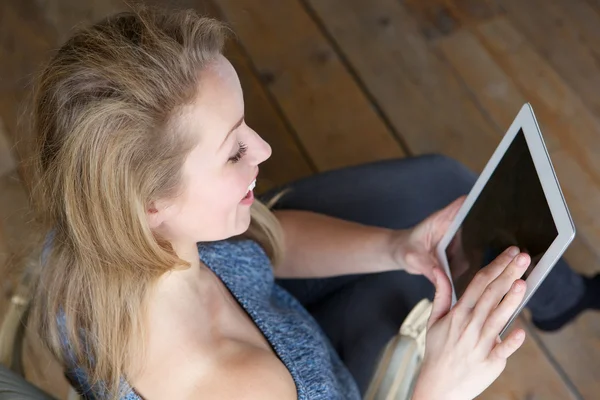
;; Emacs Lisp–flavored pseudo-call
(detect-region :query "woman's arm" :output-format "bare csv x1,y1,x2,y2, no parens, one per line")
273,210,405,278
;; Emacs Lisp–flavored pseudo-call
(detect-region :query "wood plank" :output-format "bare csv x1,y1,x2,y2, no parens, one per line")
303,0,500,172
437,25,600,400
225,43,315,193
535,311,600,400
501,0,600,121
435,28,526,131
403,0,502,40
0,118,15,178
0,0,56,149
563,225,600,276
212,0,406,172
435,27,596,269
482,320,577,400
28,0,124,44
551,0,600,62
586,0,600,11
474,17,600,261
0,172,35,260
534,151,600,400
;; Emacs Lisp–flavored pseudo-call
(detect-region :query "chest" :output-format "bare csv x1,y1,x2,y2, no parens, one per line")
150,266,274,355
133,269,296,398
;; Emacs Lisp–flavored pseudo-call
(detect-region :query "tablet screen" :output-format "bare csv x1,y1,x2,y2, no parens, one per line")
445,129,558,299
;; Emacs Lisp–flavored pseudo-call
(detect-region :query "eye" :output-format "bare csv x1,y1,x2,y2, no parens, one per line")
228,141,248,163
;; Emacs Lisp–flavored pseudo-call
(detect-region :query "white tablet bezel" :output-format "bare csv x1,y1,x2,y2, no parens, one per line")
435,103,575,336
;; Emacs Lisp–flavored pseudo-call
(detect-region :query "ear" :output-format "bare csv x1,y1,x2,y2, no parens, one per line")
146,200,171,230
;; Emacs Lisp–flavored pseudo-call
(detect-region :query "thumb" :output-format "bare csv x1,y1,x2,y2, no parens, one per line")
426,196,467,245
416,253,438,284
427,267,453,330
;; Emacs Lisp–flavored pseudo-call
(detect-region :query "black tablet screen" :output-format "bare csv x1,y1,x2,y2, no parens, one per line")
445,130,558,299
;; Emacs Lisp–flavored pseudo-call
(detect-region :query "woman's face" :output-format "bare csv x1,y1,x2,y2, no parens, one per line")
147,55,272,245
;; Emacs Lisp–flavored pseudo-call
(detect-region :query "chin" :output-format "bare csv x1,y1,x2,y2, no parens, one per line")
231,211,253,236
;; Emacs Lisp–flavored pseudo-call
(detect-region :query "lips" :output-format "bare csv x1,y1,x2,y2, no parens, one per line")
241,170,259,201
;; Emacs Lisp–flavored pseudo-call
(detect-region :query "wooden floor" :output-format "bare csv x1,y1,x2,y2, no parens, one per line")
1,0,599,398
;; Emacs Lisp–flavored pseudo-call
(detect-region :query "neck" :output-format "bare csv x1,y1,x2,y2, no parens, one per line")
171,240,201,270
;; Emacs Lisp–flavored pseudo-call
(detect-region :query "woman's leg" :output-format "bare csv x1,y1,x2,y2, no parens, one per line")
261,154,587,393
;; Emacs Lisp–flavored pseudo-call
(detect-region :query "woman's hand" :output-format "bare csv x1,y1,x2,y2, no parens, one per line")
391,197,466,283
412,246,529,400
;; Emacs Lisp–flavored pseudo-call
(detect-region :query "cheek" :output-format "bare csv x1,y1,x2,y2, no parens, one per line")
185,176,243,217
170,173,251,240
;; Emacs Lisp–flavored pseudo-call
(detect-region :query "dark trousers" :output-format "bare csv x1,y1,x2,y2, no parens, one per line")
261,155,584,394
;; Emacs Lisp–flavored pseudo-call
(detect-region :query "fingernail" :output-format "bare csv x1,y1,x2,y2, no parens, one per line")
516,254,528,267
508,246,520,257
513,281,524,292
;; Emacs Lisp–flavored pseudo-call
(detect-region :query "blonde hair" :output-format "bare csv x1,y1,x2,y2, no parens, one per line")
11,7,284,398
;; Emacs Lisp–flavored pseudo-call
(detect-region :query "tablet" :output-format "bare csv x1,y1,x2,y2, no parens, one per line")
435,103,575,336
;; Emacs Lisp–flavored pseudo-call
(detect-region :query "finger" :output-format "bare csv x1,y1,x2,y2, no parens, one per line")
429,196,467,244
428,196,466,221
480,279,527,342
457,246,520,310
489,328,526,361
438,195,466,220
419,261,436,284
406,251,437,283
427,267,452,330
470,253,529,332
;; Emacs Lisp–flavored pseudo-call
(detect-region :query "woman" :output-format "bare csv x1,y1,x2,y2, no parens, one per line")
23,7,598,400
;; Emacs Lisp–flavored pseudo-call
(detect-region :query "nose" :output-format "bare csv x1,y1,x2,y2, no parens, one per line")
249,129,272,165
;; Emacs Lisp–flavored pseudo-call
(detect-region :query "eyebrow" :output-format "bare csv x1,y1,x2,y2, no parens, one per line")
220,115,244,150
